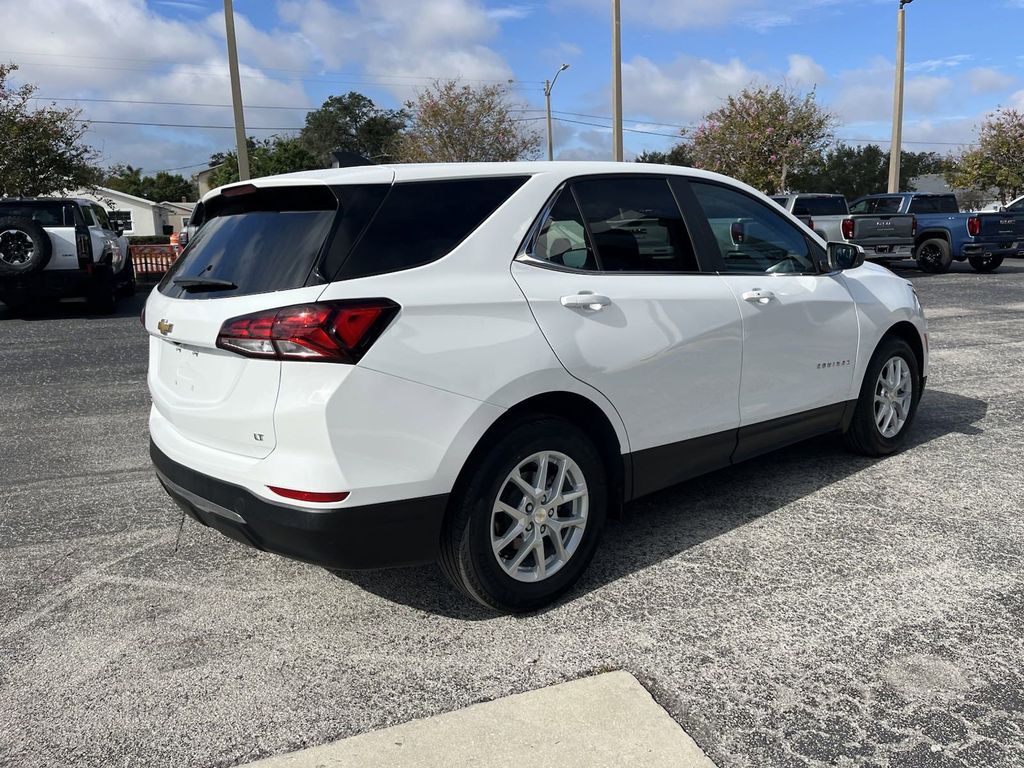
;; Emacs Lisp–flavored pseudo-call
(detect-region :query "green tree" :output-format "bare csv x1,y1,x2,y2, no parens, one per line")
689,84,835,194
0,63,99,196
104,164,196,201
299,92,407,166
947,108,1024,204
207,136,319,187
788,144,948,199
635,144,693,166
400,80,541,163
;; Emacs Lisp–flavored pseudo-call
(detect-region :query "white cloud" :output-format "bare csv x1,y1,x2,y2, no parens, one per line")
787,54,827,86
558,0,846,30
967,67,1017,94
486,4,534,20
620,55,758,124
833,58,954,122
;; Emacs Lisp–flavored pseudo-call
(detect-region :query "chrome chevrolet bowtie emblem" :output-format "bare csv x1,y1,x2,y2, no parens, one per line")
158,319,174,336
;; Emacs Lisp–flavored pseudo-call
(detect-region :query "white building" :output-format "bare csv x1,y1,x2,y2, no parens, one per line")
69,186,195,236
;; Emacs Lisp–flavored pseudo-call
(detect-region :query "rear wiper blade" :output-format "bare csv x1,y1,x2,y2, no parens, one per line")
172,276,237,291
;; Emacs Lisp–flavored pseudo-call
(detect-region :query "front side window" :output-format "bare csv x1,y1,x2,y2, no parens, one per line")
690,182,817,274
91,205,112,229
531,188,596,270
571,177,698,272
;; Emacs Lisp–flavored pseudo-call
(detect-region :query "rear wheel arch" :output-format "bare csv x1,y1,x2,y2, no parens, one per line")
448,391,626,520
914,229,949,249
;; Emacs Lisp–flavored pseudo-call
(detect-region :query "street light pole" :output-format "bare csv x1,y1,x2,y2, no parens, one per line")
611,0,623,161
224,0,250,181
887,0,913,193
544,64,570,161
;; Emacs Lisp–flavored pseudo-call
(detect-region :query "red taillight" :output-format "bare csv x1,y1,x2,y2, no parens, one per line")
911,216,917,236
216,300,398,363
267,486,349,503
842,218,855,240
967,216,981,237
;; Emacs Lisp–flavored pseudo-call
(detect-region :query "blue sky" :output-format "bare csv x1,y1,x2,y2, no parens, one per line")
2,0,1023,174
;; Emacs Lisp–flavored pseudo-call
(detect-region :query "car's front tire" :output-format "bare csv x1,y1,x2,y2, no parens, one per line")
844,336,922,457
440,417,607,612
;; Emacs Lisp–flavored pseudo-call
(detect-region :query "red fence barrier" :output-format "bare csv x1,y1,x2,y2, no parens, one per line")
130,245,180,281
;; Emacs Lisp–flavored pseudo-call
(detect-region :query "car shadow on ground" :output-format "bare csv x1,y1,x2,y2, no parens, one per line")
340,388,988,620
0,292,148,321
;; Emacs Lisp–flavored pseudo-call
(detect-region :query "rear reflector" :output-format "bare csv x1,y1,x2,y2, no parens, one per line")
217,299,399,363
267,486,350,503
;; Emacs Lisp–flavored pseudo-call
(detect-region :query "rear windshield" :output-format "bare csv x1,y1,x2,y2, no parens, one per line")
334,176,529,280
0,201,73,226
159,185,342,300
850,197,902,214
793,196,847,216
908,195,959,214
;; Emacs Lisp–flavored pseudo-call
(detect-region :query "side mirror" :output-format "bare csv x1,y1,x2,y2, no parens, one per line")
826,241,866,271
114,227,124,237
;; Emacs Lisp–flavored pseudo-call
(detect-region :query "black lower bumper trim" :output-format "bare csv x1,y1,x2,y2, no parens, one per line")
151,441,448,570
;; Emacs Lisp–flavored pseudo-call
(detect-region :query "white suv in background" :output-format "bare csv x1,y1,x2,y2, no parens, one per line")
145,162,928,612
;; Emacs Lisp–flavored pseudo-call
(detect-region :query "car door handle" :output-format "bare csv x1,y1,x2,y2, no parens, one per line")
741,289,775,305
560,293,612,311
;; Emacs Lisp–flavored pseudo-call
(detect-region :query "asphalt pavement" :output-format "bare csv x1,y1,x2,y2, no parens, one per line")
0,260,1022,768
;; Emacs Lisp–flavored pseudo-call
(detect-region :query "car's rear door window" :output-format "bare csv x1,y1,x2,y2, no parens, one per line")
908,196,959,214
569,177,698,272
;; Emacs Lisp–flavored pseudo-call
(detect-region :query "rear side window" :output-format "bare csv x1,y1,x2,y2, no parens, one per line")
908,195,959,214
159,185,339,300
336,176,529,280
793,196,848,216
0,202,70,226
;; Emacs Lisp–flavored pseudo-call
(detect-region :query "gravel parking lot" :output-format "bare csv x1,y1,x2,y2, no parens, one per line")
1,261,1022,768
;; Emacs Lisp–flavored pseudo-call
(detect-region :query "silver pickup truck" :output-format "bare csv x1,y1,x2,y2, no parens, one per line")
772,193,917,262
0,198,135,313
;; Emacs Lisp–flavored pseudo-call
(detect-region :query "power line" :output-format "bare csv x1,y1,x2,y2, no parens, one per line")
33,96,314,111
76,118,295,130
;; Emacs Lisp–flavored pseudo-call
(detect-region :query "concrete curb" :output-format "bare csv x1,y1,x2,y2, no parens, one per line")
241,671,718,768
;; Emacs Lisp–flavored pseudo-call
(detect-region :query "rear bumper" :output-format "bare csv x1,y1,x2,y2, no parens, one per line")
960,242,1023,259
151,441,448,570
854,241,915,258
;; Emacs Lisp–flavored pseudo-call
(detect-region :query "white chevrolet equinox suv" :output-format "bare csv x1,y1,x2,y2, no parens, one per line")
145,162,928,611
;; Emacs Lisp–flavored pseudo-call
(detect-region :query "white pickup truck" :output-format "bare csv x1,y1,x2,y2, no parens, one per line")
0,197,135,313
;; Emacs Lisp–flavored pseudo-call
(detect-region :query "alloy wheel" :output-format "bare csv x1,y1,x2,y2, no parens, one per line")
0,230,33,265
490,450,589,583
874,356,913,438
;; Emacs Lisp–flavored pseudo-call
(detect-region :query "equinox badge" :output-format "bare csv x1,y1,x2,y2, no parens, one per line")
158,319,174,336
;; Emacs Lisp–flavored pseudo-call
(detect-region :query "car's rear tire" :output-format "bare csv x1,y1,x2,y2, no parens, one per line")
916,238,952,274
843,336,921,457
0,216,51,277
87,269,117,314
440,417,607,612
968,255,1003,273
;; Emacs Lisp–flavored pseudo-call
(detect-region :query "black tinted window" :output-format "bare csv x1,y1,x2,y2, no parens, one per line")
793,196,848,216
691,182,817,274
91,205,112,229
571,177,697,272
0,202,69,226
160,185,338,300
531,188,596,270
850,197,902,214
1007,198,1024,212
908,195,959,214
338,177,528,280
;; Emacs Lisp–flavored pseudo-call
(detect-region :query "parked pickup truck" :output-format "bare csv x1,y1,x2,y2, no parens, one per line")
0,198,135,313
771,193,917,262
850,192,1024,273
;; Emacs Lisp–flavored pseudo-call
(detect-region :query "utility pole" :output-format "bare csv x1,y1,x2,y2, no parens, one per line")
544,64,570,161
887,0,914,193
611,0,623,161
224,0,250,181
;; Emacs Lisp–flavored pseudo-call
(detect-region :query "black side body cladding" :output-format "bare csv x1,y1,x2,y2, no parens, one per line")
625,401,856,502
